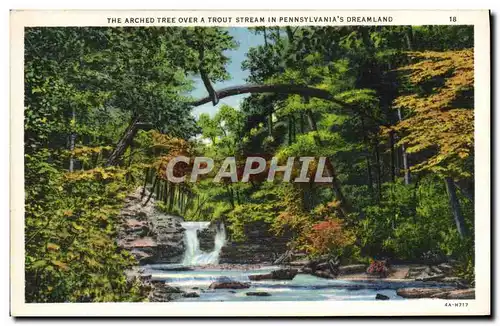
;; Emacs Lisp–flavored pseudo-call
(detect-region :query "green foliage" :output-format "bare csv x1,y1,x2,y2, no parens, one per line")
25,150,145,302
356,176,473,262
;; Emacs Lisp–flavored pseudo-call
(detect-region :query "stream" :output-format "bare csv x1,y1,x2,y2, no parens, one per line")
143,221,446,301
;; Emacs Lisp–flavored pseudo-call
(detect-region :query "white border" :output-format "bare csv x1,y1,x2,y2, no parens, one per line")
9,9,491,317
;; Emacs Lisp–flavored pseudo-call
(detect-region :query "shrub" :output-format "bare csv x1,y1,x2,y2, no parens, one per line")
367,259,390,278
304,218,356,260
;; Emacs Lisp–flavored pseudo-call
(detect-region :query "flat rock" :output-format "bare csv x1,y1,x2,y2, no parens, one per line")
246,292,271,297
152,265,193,272
339,264,368,275
416,274,445,282
127,237,156,248
396,288,449,298
208,281,251,290
430,289,475,299
248,268,298,281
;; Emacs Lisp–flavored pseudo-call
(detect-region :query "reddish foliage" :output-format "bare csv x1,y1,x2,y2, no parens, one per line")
367,260,390,278
305,218,351,256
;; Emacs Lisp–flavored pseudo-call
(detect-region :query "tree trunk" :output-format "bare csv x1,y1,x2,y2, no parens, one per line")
179,190,184,214
285,26,295,43
163,181,168,206
226,184,235,209
360,117,374,197
398,109,411,184
405,26,414,51
268,112,273,136
235,189,241,205
106,117,141,167
299,112,305,134
389,131,396,182
399,30,413,185
445,177,468,238
169,183,175,211
69,105,76,172
143,175,158,206
374,138,383,202
366,157,374,198
141,168,149,199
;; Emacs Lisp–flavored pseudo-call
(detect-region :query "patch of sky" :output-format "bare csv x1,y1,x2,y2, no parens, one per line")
189,28,264,118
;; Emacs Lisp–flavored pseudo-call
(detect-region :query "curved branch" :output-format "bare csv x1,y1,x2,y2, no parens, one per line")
189,84,385,125
189,84,333,106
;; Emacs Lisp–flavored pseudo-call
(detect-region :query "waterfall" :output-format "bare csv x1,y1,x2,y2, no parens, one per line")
181,221,226,266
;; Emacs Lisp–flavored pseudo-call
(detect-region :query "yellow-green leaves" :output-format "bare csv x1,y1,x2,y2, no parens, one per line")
392,49,474,179
51,260,68,271
47,243,60,251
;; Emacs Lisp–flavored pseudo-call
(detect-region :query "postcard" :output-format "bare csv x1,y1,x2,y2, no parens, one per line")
10,9,491,316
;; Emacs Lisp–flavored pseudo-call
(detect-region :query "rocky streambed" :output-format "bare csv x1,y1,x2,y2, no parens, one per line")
139,265,474,302
117,188,474,302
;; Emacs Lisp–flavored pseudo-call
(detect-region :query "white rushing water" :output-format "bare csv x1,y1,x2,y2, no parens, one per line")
181,221,226,266
147,268,405,302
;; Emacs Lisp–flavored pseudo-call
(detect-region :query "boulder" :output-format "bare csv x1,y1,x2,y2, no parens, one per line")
248,268,298,281
148,283,184,302
246,292,271,297
375,293,390,300
208,281,251,290
183,292,200,298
